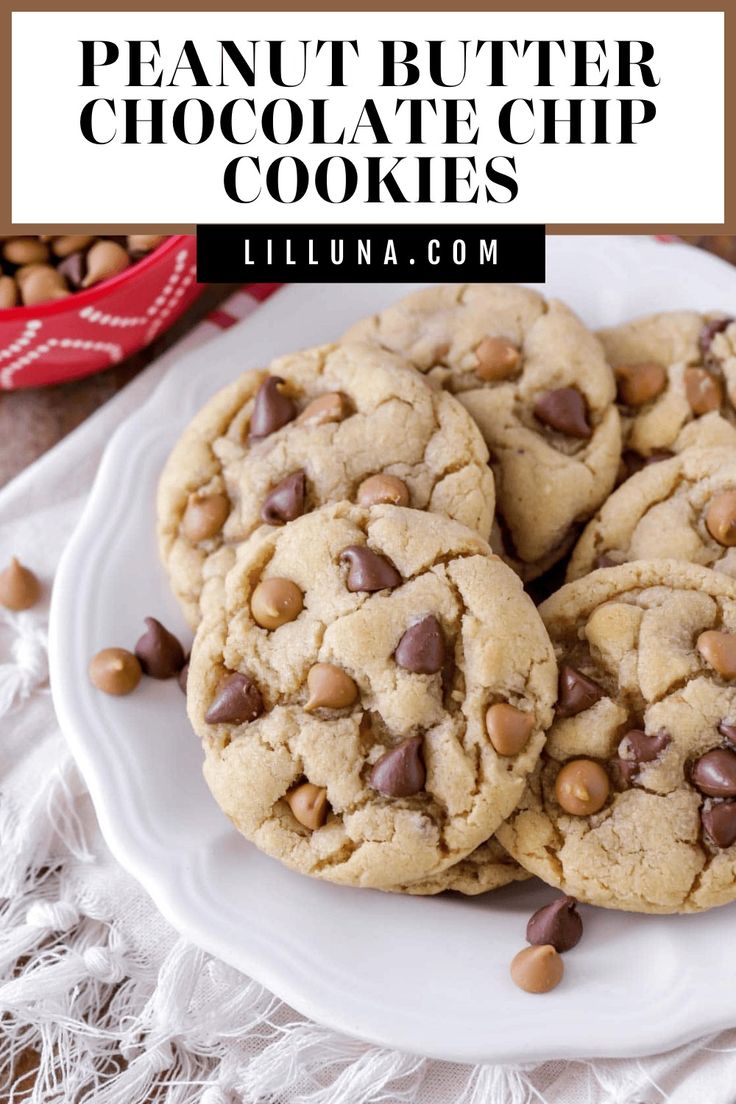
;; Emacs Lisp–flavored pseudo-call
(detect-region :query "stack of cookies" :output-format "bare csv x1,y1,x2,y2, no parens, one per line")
157,284,736,916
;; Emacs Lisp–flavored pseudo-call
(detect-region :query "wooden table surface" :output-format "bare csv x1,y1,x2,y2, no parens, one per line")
1,239,736,489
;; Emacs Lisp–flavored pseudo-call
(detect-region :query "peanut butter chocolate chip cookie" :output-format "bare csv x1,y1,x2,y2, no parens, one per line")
598,310,736,478
344,284,621,579
187,503,557,890
497,560,736,913
158,342,495,628
399,836,530,895
568,447,736,580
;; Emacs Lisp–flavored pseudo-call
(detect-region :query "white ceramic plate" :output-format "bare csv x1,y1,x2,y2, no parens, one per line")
50,237,736,1064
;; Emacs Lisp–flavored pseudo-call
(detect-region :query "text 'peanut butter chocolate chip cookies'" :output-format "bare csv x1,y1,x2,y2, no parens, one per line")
497,561,736,913
158,342,495,627
568,447,736,580
598,310,736,480
187,503,557,890
344,284,621,579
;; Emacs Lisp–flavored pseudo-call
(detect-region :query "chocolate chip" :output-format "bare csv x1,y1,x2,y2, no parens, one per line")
340,545,402,592
134,617,186,679
260,471,306,525
718,721,736,746
702,801,736,848
370,736,425,797
178,661,189,694
394,615,445,674
57,250,86,289
527,896,582,953
700,317,733,356
691,748,736,797
249,377,296,440
205,672,264,725
534,388,592,439
556,665,605,717
613,728,670,786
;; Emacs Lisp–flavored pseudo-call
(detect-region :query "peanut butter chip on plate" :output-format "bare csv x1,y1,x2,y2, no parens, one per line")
706,491,736,547
286,782,329,829
697,631,736,679
251,577,304,629
0,557,41,611
555,759,610,816
485,702,534,756
510,945,564,994
474,336,521,381
89,648,142,696
181,493,230,543
355,473,410,508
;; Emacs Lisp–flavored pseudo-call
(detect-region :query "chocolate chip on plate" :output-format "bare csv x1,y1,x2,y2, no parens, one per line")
249,376,297,440
340,546,402,592
534,387,592,439
527,896,583,953
205,672,264,724
260,471,306,525
556,665,605,717
134,617,186,679
370,736,426,797
394,614,445,674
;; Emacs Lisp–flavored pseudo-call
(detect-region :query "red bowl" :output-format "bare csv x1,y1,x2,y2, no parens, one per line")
0,235,204,390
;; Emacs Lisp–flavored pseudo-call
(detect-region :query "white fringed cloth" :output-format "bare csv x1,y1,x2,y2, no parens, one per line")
2,287,736,1104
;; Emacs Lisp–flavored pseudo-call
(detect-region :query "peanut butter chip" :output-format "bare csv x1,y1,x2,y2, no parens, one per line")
510,945,564,994
20,266,70,306
286,782,329,830
297,391,349,426
614,361,667,407
89,648,142,696
555,759,610,816
81,240,130,288
0,557,41,611
181,493,230,543
305,663,358,710
251,577,304,629
355,473,410,508
51,235,94,258
697,631,736,679
684,367,723,415
474,336,521,381
3,237,49,265
127,234,167,254
485,702,534,756
0,275,17,308
706,491,736,547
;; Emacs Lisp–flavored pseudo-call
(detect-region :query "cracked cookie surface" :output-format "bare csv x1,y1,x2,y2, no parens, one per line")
597,311,736,475
188,503,557,890
158,341,495,627
568,447,736,581
399,835,529,895
497,561,736,913
344,284,621,579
